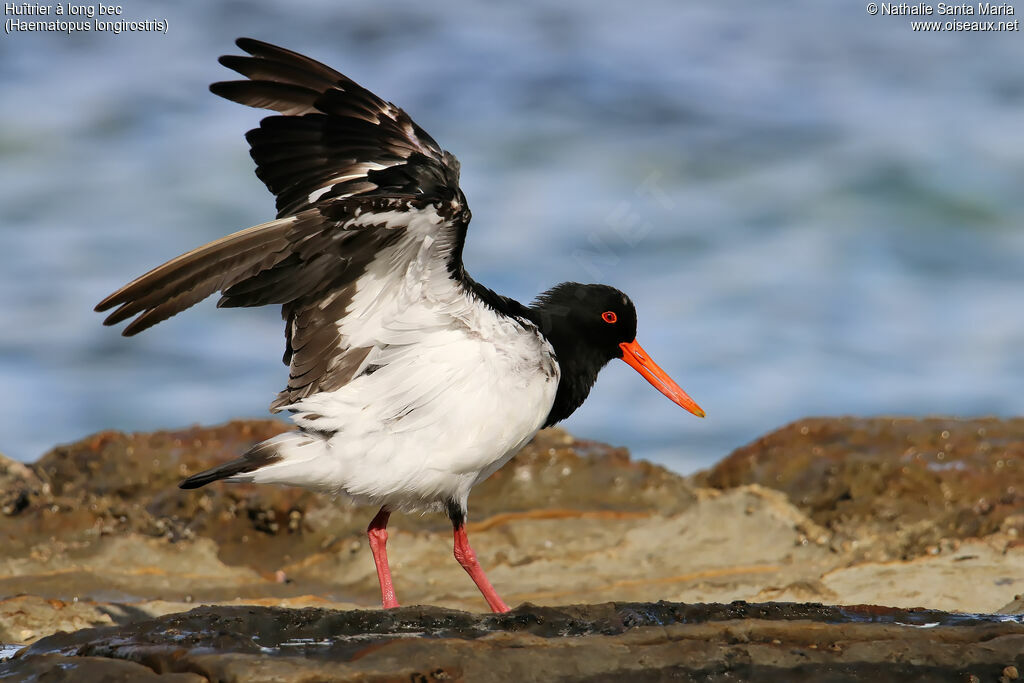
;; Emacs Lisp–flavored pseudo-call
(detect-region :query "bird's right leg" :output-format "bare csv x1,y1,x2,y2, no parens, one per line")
367,506,399,608
446,499,510,613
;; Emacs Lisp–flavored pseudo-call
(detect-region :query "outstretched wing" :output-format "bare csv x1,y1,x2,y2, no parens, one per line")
96,38,483,410
212,37,463,219
96,195,471,409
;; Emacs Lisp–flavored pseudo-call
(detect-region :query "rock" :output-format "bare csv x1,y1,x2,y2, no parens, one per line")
699,417,1024,560
282,484,834,610
821,538,1024,613
0,452,42,519
2,422,695,574
0,595,116,645
0,535,287,604
2,417,1023,679
998,594,1024,615
472,429,697,517
0,422,709,630
0,484,830,621
3,602,1022,682
1,655,205,682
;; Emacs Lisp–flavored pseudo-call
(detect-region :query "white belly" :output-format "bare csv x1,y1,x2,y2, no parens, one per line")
279,309,559,511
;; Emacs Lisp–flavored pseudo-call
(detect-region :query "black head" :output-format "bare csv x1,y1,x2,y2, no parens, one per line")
531,283,638,364
529,282,704,427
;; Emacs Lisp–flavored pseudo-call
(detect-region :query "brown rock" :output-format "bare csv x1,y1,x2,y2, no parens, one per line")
0,423,699,614
2,654,205,681
999,594,1024,615
0,452,42,519
821,538,1024,613
0,595,115,645
699,417,1024,559
3,602,1022,682
471,429,697,518
281,485,834,611
2,422,694,573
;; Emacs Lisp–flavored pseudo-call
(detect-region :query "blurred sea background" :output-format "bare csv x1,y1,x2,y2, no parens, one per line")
1,0,1023,473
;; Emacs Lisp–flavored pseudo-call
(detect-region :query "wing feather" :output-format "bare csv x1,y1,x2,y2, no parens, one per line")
95,217,300,335
212,37,462,218
98,196,469,408
97,38,484,417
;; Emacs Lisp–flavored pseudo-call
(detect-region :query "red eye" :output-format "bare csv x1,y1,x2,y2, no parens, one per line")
601,311,617,324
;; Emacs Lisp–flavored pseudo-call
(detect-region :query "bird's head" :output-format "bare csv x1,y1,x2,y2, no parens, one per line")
531,282,704,419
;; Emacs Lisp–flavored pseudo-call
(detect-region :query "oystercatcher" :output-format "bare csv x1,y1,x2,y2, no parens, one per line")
95,38,705,613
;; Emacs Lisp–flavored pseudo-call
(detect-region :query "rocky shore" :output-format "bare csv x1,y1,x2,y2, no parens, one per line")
1,418,1022,680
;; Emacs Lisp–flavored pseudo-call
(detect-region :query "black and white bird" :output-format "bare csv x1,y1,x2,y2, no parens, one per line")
95,38,705,613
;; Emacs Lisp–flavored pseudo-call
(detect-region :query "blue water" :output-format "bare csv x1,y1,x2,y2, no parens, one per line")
2,0,1023,473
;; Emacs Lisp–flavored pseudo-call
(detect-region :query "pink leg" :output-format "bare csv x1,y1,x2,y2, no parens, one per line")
453,524,510,613
367,507,399,609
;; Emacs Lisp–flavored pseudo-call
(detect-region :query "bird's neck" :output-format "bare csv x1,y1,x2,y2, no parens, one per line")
460,276,532,320
526,305,607,428
463,279,610,428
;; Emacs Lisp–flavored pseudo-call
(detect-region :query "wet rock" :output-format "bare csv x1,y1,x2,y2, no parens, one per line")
3,602,1022,682
0,655,205,682
699,417,1024,560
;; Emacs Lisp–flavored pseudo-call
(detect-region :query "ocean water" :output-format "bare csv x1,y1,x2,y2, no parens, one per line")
1,0,1023,473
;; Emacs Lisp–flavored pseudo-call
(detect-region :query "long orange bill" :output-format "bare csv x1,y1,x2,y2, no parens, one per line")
619,339,705,418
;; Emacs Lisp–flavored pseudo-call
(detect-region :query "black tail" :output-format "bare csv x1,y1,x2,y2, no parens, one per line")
179,458,248,489
179,442,283,489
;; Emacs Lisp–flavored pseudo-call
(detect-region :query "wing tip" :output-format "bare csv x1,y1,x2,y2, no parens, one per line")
120,320,147,337
95,297,132,329
235,36,263,54
208,80,232,98
94,290,123,313
94,302,145,336
212,38,265,85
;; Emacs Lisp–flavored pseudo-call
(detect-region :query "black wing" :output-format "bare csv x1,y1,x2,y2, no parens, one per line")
96,39,481,409
212,37,465,219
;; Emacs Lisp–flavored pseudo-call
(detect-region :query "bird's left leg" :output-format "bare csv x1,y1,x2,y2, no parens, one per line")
367,506,399,609
446,499,510,613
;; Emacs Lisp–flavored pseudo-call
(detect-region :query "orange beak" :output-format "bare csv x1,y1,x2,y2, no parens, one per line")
619,339,705,418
